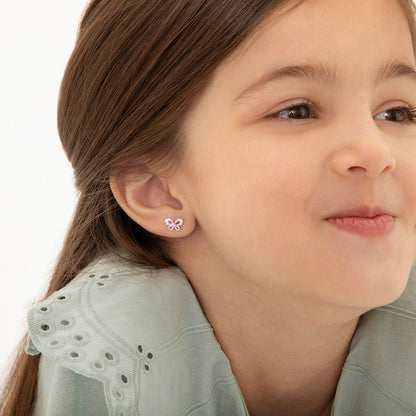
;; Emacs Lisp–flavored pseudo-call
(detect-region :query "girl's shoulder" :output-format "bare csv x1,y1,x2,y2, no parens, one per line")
26,253,246,415
26,253,211,359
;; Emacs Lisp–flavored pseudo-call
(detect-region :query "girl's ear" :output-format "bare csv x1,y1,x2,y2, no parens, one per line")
110,172,195,237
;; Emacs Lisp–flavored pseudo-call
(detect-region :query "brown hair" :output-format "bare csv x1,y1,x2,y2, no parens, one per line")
2,0,416,414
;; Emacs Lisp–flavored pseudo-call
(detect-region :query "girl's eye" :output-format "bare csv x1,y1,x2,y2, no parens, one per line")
374,106,416,124
266,103,416,125
266,104,314,121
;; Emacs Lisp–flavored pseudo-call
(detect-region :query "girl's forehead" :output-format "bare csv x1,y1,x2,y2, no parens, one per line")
214,0,414,95
223,0,411,59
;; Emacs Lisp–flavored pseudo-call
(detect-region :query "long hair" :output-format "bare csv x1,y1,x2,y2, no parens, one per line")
1,0,416,414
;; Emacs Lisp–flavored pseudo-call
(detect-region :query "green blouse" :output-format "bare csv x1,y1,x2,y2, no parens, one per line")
26,254,416,415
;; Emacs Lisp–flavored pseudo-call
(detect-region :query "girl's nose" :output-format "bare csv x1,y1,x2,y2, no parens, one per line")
329,122,396,179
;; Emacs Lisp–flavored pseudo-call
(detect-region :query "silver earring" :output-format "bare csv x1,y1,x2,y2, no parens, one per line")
164,218,184,231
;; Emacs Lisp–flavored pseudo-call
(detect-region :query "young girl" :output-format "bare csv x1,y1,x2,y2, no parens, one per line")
2,0,416,415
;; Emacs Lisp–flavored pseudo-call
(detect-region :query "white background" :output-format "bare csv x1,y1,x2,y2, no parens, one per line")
0,1,87,378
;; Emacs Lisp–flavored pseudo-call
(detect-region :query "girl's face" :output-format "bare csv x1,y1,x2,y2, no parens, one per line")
176,0,416,309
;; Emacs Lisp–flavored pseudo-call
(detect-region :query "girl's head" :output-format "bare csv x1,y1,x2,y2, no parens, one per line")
163,0,416,311
62,0,416,309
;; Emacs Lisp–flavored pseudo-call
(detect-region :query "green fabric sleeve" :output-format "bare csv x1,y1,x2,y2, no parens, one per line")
31,354,109,416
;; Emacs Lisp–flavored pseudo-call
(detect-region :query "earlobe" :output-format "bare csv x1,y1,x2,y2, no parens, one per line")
109,172,194,237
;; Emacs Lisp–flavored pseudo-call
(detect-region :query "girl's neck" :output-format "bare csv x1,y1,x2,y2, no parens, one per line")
184,264,359,416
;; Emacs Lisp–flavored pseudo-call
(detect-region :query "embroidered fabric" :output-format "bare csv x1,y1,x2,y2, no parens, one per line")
26,260,149,415
25,255,243,416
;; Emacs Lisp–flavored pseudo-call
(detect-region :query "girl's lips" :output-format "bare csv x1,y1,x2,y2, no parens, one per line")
326,214,395,237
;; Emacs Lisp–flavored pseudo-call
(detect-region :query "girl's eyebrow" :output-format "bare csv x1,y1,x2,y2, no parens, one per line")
232,60,416,105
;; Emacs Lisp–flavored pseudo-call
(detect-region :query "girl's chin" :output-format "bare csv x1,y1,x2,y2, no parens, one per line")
330,270,409,309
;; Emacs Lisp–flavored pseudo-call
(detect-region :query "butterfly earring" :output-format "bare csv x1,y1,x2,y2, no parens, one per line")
164,218,184,231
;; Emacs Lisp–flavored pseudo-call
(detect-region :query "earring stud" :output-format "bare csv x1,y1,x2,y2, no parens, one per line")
164,218,184,231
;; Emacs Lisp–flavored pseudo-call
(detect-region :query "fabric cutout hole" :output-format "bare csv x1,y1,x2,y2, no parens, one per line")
144,364,150,372
101,348,119,366
36,322,56,337
138,345,143,353
96,281,107,288
65,349,85,362
112,387,124,401
58,317,75,330
147,352,153,359
89,360,105,372
49,339,65,350
38,306,51,314
89,274,96,278
55,293,70,303
98,274,114,282
117,371,130,387
70,331,90,347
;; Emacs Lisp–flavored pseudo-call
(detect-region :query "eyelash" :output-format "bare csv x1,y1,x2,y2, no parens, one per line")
265,100,416,125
